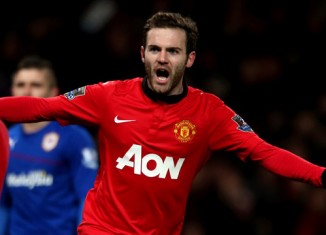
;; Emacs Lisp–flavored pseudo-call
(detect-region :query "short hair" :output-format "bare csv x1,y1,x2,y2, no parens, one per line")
13,55,58,88
143,12,199,54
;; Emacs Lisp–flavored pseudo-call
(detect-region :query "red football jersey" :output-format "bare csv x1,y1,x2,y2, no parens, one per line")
0,77,324,234
0,119,9,196
56,78,261,235
50,77,264,234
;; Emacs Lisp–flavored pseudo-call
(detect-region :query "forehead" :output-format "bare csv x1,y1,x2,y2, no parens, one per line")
13,69,48,83
146,28,187,49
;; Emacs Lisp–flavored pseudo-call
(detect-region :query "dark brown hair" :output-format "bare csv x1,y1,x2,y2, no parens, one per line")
143,12,199,54
13,55,57,88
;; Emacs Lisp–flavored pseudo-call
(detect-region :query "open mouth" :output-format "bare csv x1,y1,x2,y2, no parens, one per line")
156,69,169,81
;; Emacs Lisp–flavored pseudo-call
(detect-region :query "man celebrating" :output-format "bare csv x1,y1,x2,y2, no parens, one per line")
0,11,325,235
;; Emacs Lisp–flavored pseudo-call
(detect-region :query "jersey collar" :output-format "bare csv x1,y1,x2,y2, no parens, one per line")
142,77,188,104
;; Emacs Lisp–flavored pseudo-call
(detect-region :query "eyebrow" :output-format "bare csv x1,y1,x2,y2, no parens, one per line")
148,45,182,51
14,81,44,86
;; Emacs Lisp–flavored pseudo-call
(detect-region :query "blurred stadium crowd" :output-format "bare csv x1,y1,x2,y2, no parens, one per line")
1,0,326,234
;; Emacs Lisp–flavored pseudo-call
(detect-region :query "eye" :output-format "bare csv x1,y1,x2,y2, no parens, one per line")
14,82,26,88
149,47,160,53
168,49,178,54
31,82,43,88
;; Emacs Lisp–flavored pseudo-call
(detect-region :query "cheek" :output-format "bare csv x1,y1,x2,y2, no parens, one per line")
144,61,152,73
31,89,48,98
11,88,27,97
143,58,152,68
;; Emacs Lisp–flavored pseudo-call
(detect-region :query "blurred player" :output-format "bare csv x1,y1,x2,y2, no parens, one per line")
0,55,99,235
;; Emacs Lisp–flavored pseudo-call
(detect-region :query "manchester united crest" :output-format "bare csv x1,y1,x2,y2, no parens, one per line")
174,120,196,143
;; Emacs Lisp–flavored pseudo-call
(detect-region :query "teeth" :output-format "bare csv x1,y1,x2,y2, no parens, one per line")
157,76,167,80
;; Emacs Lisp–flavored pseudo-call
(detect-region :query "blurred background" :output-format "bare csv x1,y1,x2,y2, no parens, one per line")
1,0,326,234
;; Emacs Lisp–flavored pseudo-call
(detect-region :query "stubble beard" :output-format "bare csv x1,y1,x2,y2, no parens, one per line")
145,62,186,96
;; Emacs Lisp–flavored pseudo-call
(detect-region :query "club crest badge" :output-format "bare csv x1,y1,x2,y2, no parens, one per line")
64,86,86,100
174,120,196,143
232,114,253,132
42,132,59,152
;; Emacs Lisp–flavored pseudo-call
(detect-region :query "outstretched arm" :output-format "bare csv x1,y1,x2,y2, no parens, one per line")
249,141,326,187
0,96,56,123
0,85,103,127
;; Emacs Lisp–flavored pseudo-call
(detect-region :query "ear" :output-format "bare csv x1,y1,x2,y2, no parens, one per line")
140,46,145,63
186,51,196,68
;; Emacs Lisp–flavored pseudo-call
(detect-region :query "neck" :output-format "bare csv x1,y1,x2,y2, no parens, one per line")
142,77,188,104
22,122,50,134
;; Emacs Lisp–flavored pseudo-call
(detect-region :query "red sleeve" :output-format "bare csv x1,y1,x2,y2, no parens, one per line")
0,96,56,123
0,95,100,126
0,120,9,196
250,141,325,187
0,83,107,126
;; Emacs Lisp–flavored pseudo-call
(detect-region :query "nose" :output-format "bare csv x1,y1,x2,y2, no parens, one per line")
157,50,168,63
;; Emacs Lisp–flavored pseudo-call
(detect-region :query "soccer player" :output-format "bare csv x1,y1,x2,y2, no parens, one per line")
0,55,99,235
0,120,9,197
0,11,325,235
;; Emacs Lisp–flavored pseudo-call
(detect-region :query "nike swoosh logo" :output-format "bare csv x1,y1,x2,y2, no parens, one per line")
114,115,136,123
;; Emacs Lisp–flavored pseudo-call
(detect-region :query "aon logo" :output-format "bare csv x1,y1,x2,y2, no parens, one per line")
116,144,185,179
